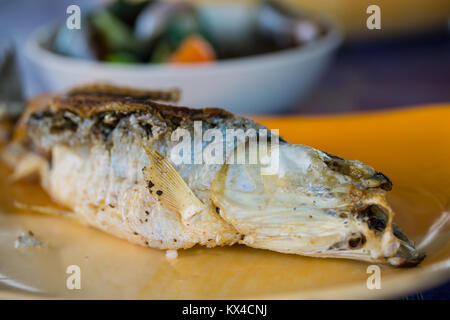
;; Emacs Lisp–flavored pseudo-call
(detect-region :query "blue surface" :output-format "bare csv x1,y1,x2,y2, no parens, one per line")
405,279,450,300
295,30,450,114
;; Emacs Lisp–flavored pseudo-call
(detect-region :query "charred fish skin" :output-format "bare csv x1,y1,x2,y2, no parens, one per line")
14,83,423,267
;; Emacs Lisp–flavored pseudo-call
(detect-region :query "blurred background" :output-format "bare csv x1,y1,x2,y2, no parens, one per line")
0,0,449,299
0,0,449,114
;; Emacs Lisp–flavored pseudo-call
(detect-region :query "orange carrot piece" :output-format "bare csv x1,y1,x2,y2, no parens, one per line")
169,35,216,64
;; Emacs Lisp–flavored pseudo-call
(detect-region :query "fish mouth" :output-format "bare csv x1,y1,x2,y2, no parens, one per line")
323,153,423,266
354,204,425,267
388,224,426,267
389,243,426,267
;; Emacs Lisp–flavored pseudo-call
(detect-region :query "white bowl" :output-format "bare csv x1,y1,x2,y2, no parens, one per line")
24,4,342,114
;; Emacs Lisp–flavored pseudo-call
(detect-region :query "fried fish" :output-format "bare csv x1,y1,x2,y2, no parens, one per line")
5,83,424,267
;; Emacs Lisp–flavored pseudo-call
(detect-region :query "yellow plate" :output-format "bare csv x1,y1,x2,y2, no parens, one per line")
0,105,449,299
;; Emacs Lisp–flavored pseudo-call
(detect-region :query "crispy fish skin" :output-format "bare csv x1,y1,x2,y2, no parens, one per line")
10,84,424,266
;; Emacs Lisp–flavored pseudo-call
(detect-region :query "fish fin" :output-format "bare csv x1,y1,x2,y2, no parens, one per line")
8,152,47,182
140,142,204,221
14,201,75,218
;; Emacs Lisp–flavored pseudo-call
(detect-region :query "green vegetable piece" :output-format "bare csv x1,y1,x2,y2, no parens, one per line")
166,11,201,49
90,10,140,53
105,52,140,64
150,40,173,64
108,0,152,27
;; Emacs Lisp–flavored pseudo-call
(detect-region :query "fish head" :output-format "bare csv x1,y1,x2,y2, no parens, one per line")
211,143,425,267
